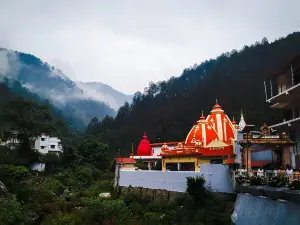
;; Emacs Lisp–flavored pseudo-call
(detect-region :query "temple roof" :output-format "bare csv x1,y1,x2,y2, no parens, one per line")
185,111,219,146
115,158,136,164
136,132,152,156
207,103,236,144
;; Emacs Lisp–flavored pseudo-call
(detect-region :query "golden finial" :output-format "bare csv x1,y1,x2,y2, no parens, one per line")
233,116,235,121
216,98,218,104
201,110,204,117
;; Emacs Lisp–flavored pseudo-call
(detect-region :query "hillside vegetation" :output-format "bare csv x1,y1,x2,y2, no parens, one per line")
0,96,233,225
87,32,300,157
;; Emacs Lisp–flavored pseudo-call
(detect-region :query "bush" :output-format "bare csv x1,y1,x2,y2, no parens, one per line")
0,195,37,224
39,177,65,195
249,176,266,186
235,176,250,185
267,176,288,188
0,164,30,185
186,175,206,200
79,180,112,198
289,180,300,190
81,197,130,224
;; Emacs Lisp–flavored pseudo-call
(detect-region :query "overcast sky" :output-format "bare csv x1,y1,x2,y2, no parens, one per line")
1,0,300,94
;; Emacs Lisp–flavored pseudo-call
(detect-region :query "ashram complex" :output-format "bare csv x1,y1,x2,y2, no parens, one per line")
115,101,298,172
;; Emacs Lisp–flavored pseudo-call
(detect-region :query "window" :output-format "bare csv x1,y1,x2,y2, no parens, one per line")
50,145,55,149
210,159,223,164
41,138,45,141
41,146,45,149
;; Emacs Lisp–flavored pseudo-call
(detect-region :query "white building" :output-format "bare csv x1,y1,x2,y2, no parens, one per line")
34,134,63,154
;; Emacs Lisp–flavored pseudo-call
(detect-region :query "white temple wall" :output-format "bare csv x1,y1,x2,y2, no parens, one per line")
117,164,234,194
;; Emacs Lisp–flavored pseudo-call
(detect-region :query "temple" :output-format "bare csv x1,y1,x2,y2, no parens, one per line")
129,132,179,170
160,102,240,171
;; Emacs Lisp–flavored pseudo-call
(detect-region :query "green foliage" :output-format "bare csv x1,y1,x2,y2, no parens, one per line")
289,180,300,190
0,195,36,225
249,176,266,186
267,176,289,188
79,180,112,198
235,175,250,185
135,159,149,170
81,197,131,224
186,175,206,200
0,164,29,185
41,153,62,173
39,178,65,195
76,140,109,170
2,98,55,139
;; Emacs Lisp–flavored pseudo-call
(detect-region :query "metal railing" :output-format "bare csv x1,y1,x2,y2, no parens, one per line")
230,169,300,187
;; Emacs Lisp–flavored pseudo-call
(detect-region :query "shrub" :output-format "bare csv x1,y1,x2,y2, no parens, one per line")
81,197,130,224
0,164,30,185
235,176,250,185
289,180,300,190
0,195,37,224
39,177,65,195
186,175,206,200
79,180,112,198
249,176,266,186
267,176,288,188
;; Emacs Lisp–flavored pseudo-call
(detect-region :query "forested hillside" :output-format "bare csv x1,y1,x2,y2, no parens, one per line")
0,48,118,129
0,79,83,148
87,32,300,157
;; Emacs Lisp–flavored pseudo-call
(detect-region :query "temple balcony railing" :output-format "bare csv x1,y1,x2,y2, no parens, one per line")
230,169,300,188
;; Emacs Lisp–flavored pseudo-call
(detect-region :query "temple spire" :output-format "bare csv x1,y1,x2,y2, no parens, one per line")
201,110,204,117
216,98,218,104
238,109,246,132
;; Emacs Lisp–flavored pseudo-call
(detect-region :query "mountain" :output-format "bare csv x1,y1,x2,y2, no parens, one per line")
0,48,131,129
76,81,133,111
86,32,300,157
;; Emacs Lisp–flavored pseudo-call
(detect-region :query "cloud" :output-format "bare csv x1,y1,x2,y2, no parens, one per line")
0,49,20,79
1,0,300,94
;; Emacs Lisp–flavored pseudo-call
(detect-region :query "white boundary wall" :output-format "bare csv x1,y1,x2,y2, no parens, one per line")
118,164,234,194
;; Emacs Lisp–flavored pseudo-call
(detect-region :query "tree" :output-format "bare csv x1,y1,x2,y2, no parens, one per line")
76,140,109,170
41,152,62,173
86,117,99,134
1,98,55,140
1,98,56,165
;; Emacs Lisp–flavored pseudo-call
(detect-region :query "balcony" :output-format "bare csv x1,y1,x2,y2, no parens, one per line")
265,62,300,107
267,82,300,108
269,107,300,129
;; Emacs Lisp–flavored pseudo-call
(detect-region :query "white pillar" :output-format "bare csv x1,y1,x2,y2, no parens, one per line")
291,147,296,169
148,161,151,170
177,163,181,171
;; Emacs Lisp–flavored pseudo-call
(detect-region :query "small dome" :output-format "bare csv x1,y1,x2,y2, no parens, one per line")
136,132,152,156
210,104,224,114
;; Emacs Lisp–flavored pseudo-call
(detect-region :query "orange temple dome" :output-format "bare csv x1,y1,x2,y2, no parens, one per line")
206,103,236,144
136,132,152,156
185,111,219,147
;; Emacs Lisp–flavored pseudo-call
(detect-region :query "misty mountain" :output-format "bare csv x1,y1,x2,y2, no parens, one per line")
76,81,133,111
0,48,130,129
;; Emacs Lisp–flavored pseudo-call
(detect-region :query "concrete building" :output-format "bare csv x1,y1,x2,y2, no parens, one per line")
264,54,300,167
34,134,63,154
